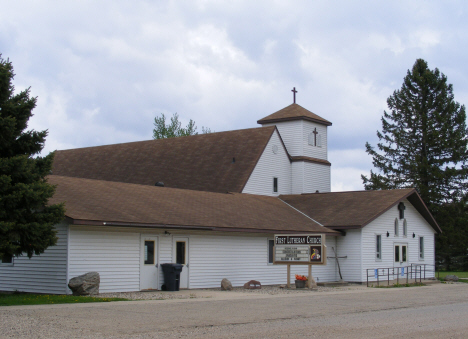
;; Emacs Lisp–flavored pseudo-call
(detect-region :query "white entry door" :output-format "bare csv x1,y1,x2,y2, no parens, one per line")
394,243,408,274
173,237,189,289
140,235,159,290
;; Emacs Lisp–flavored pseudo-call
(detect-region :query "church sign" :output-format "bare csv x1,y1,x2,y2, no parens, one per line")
273,234,326,265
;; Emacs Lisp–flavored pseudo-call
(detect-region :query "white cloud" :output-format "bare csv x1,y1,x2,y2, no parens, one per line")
0,0,466,161
330,148,374,191
332,167,367,192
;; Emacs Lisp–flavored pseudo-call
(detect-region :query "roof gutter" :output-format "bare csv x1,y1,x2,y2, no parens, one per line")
70,219,215,231
68,219,340,235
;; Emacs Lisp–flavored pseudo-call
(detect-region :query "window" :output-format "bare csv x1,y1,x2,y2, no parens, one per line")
176,241,186,265
398,202,406,219
268,239,274,264
273,177,278,193
419,237,424,260
144,241,155,265
403,219,407,236
317,135,322,147
376,235,382,260
394,218,399,236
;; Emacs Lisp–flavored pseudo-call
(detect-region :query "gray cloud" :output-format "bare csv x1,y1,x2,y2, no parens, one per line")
1,0,467,191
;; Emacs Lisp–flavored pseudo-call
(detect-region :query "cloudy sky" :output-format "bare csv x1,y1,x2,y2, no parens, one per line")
1,1,467,191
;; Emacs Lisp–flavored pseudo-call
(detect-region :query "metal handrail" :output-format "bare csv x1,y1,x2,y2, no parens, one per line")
366,264,435,287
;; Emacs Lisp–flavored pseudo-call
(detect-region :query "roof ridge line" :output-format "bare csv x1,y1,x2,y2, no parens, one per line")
49,175,238,196
278,198,324,227
297,188,415,195
56,126,273,152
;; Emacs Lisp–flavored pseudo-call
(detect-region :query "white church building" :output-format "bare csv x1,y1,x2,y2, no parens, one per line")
0,103,440,294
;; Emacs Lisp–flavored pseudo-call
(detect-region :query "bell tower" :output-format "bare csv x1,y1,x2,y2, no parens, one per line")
257,98,332,194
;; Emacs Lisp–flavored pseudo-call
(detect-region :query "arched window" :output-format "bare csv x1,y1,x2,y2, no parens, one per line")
308,132,314,146
394,218,399,236
403,219,407,236
317,135,322,147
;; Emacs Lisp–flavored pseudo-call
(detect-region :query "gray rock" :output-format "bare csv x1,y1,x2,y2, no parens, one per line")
444,275,459,282
221,278,233,291
68,272,100,296
244,280,261,289
308,276,318,289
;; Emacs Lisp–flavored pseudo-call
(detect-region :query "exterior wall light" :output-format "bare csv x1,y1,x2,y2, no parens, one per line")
386,231,390,237
413,233,416,238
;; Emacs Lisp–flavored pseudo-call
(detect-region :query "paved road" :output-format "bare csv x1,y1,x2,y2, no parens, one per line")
1,283,467,338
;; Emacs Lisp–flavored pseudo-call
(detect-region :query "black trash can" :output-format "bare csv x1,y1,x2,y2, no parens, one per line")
161,263,183,291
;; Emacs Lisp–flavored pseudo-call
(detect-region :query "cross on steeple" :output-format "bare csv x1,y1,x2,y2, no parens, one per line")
312,127,318,146
291,87,297,103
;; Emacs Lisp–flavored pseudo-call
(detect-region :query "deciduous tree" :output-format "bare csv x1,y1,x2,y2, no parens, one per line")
152,112,212,139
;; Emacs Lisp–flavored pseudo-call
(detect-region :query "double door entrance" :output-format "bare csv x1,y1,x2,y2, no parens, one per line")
394,243,408,276
140,235,189,290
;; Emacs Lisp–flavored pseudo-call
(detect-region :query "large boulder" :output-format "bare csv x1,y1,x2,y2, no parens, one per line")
221,278,233,291
444,275,459,282
244,280,261,289
68,272,100,296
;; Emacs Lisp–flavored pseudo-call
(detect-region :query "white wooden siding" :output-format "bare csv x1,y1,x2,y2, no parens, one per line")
291,162,304,194
303,162,331,193
361,199,436,282
0,222,69,294
243,130,292,196
68,226,140,293
263,120,328,161
188,234,337,288
262,121,303,156
336,229,362,282
302,121,328,160
64,226,339,291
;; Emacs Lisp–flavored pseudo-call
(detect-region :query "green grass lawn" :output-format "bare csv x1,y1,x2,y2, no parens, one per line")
0,293,127,306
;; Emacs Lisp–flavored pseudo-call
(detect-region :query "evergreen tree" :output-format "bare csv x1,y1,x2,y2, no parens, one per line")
0,55,65,261
153,112,212,139
362,59,468,269
362,59,468,208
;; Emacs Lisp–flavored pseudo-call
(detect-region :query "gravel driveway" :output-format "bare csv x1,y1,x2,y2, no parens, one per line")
2,282,467,338
98,283,366,301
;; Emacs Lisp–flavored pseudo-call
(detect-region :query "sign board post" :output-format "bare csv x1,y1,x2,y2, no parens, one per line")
274,234,326,289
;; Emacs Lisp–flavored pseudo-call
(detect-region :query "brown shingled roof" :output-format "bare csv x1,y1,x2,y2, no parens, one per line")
280,189,440,233
257,103,332,126
48,175,339,235
52,127,276,194
290,156,331,166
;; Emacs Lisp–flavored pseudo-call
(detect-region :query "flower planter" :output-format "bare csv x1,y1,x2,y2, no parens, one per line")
295,279,307,288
